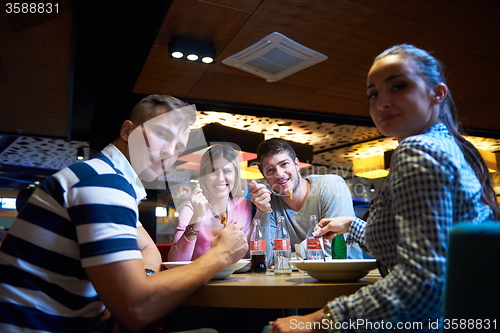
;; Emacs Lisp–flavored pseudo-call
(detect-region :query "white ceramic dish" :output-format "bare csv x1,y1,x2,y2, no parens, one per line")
162,259,249,280
233,259,251,273
290,259,377,281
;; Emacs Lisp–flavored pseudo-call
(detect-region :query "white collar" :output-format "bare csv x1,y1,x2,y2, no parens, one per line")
101,144,147,203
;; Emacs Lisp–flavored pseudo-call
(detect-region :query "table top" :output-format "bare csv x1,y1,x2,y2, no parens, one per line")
183,269,381,309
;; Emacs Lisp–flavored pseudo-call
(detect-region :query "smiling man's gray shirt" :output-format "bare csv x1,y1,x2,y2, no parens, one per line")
255,174,363,260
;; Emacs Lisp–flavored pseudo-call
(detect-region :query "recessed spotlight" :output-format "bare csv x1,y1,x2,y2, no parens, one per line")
171,51,183,58
168,36,216,64
202,56,214,64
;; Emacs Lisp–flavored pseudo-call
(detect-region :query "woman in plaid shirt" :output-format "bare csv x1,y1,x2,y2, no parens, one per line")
267,44,500,332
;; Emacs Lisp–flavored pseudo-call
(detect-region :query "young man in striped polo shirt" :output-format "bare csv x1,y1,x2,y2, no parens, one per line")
0,95,248,333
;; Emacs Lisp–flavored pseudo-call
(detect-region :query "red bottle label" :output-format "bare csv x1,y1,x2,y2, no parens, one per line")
250,240,266,251
307,238,321,249
274,239,290,251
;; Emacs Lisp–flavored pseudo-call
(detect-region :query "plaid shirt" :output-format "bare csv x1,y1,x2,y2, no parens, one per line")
329,124,493,332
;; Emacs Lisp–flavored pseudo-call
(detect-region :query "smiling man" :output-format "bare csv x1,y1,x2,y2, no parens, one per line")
249,138,363,260
0,95,248,333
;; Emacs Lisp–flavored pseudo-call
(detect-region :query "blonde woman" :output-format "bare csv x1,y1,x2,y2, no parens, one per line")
169,144,252,261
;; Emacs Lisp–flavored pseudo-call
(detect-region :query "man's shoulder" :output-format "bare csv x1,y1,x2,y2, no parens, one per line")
306,174,345,186
55,157,130,191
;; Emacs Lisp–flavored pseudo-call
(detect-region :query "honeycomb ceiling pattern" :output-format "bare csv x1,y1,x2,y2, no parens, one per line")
194,112,500,170
1,112,500,179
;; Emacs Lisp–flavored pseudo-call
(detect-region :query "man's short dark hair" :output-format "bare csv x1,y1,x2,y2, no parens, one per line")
256,138,297,173
129,95,195,126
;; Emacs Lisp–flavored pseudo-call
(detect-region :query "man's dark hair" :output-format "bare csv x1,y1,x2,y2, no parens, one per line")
256,138,297,173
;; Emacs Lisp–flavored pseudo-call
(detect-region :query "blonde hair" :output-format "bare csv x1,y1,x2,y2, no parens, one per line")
199,144,243,201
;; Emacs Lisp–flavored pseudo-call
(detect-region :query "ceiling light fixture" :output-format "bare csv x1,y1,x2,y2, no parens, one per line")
168,36,216,64
77,147,85,160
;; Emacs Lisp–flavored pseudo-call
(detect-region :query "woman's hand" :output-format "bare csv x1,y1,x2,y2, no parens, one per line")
189,184,208,221
313,216,354,241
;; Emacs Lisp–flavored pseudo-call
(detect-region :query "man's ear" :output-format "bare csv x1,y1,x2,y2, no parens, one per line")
120,120,134,143
432,83,448,104
294,157,300,169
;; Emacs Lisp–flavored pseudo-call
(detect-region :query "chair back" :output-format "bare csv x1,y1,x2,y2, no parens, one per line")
444,221,500,322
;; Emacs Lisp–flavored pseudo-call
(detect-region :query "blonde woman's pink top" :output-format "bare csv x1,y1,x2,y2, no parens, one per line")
168,197,252,261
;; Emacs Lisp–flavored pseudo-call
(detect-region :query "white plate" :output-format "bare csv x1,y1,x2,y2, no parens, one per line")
162,259,249,280
290,259,377,281
233,259,251,273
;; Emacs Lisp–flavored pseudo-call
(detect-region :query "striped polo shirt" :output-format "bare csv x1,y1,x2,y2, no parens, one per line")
0,144,146,333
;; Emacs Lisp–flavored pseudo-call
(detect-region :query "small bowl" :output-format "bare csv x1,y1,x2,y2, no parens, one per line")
163,260,249,280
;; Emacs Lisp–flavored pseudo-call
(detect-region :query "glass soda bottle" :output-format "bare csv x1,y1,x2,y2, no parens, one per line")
250,218,267,274
273,216,292,276
332,234,347,259
305,215,323,260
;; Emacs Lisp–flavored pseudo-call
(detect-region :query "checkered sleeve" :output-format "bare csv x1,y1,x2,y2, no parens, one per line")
345,217,368,252
328,139,456,331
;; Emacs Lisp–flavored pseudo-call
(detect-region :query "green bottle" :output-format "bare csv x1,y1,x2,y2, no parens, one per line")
331,234,347,259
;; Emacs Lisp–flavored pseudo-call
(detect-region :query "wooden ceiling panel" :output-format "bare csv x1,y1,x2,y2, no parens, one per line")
5,10,72,45
135,0,256,95
0,4,11,31
0,9,71,90
390,0,500,57
445,53,500,131
347,0,458,22
300,64,371,116
0,34,71,90
297,93,368,119
132,0,500,133
204,0,421,93
469,37,500,62
133,45,210,96
215,0,420,64
187,71,317,109
152,0,254,52
0,82,69,137
0,7,71,139
200,0,263,13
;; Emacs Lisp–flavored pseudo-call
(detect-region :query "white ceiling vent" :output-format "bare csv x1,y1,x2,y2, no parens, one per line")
222,32,328,82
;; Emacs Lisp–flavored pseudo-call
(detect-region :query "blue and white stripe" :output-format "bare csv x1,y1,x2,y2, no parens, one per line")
0,144,145,332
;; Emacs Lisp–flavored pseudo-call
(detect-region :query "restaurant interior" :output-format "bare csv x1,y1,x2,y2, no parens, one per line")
1,0,500,239
1,1,500,332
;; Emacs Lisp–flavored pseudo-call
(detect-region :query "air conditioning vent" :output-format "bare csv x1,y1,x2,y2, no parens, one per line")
222,32,328,82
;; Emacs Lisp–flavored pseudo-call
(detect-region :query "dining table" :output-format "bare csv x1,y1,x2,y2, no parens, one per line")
157,269,381,333
182,269,381,310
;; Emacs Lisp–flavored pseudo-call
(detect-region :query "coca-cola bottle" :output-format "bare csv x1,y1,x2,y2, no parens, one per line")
305,215,323,260
273,216,292,276
250,218,267,274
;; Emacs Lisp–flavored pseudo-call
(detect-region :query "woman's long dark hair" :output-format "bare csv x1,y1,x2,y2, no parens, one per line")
375,44,500,219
